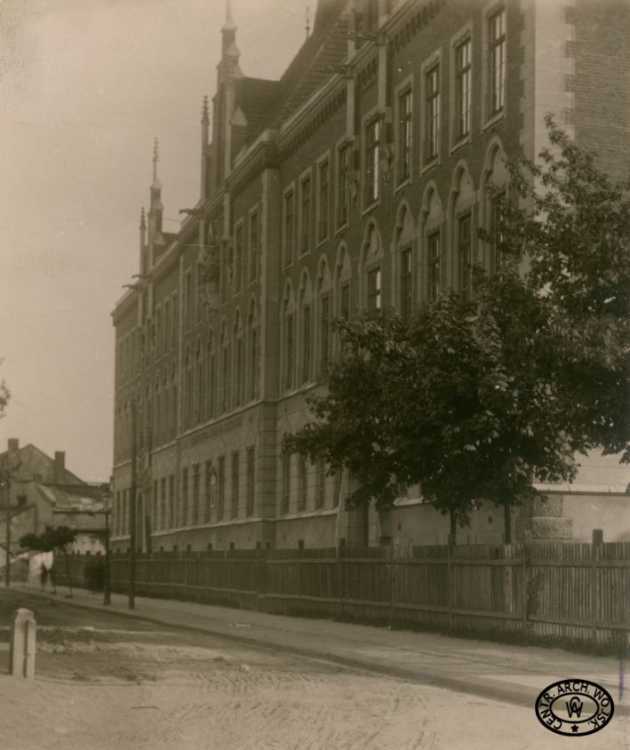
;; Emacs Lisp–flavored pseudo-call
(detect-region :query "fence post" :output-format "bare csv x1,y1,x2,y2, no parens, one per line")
447,535,456,629
522,534,531,636
389,540,395,628
338,544,344,617
591,529,603,645
10,608,36,678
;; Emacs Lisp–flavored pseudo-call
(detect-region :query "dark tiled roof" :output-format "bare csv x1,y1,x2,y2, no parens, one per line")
240,77,282,141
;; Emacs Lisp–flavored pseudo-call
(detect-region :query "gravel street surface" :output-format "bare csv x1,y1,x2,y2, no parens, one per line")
1,590,628,750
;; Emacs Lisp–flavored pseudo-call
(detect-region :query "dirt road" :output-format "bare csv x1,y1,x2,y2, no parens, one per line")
0,591,627,750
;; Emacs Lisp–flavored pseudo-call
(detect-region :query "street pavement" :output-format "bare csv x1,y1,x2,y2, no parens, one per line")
17,582,628,716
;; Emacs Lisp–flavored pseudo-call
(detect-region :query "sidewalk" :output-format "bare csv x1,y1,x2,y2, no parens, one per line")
18,583,628,714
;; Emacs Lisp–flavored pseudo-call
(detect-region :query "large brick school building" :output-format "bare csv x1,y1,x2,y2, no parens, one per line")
111,0,630,552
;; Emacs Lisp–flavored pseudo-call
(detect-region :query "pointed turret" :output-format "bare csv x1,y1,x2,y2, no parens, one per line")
148,138,163,240
201,96,210,201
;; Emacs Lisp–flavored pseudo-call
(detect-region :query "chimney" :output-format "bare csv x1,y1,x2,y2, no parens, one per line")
7,438,18,454
54,451,66,484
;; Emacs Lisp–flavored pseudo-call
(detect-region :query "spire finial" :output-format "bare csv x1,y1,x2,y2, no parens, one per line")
152,138,159,182
306,3,311,39
140,207,146,229
223,0,237,32
202,95,209,124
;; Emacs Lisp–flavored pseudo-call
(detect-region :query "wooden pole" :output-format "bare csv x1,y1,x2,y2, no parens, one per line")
4,473,11,587
129,399,137,610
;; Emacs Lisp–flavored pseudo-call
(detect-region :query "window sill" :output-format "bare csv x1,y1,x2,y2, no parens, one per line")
450,133,471,155
361,199,380,217
335,221,349,237
421,156,440,176
394,176,412,194
316,235,329,248
483,109,505,132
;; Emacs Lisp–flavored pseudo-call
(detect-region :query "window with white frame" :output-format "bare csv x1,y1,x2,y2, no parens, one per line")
488,7,506,116
337,144,351,227
318,159,330,242
397,88,412,183
283,190,294,267
249,210,258,283
367,267,382,313
300,175,312,256
458,213,472,298
455,37,472,140
428,231,441,301
234,224,243,293
365,119,381,204
425,64,440,162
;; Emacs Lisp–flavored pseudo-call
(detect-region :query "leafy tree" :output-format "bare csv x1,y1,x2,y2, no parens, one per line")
20,525,78,596
284,120,630,543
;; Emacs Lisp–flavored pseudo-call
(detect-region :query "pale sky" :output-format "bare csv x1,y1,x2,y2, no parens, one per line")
0,0,305,481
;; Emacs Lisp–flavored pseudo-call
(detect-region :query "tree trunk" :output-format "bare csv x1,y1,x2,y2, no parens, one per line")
503,502,512,545
63,547,73,598
449,511,456,544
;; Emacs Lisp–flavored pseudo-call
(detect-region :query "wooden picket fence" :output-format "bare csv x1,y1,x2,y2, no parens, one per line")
61,541,630,649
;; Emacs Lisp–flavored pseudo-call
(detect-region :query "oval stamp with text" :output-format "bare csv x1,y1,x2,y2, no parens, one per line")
535,679,614,736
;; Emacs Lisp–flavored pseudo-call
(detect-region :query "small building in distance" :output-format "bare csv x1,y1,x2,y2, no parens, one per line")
0,439,111,566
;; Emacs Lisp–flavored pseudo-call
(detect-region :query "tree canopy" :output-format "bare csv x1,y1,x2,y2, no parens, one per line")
20,526,77,554
283,120,630,540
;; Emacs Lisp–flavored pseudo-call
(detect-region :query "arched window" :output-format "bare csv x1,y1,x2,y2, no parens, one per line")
449,163,475,299
184,346,192,429
233,312,243,407
206,332,215,419
419,184,444,302
281,282,296,392
392,204,415,318
316,257,332,377
333,244,352,354
220,320,230,412
247,300,259,401
360,222,383,314
195,337,203,424
298,271,313,385
481,139,509,273
171,362,178,439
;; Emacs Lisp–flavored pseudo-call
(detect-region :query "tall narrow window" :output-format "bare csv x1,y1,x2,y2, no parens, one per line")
235,331,243,407
207,338,215,419
192,463,200,526
428,231,441,301
340,282,350,321
281,453,291,514
425,64,440,162
168,474,175,529
398,89,412,183
185,271,193,329
490,192,506,273
249,211,258,283
285,313,295,390
458,214,472,298
152,480,158,534
320,293,330,375
171,293,178,348
246,447,255,517
489,8,506,115
300,176,311,255
231,452,239,519
301,305,311,384
315,458,326,509
367,267,382,314
318,160,330,242
249,325,258,400
283,191,294,267
234,225,243,293
196,342,203,424
298,456,307,511
455,38,472,139
221,332,229,413
337,144,350,227
181,467,189,527
365,119,381,204
158,478,165,531
205,460,214,523
400,247,413,318
217,456,225,520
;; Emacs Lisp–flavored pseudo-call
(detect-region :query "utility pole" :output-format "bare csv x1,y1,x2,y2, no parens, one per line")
129,399,137,610
4,473,11,587
103,504,111,606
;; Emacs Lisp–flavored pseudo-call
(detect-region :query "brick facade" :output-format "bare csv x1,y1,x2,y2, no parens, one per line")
111,0,630,552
